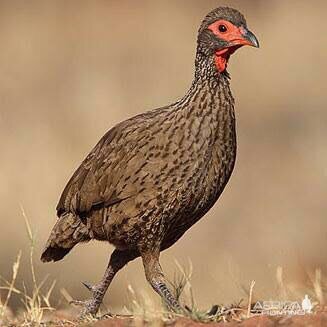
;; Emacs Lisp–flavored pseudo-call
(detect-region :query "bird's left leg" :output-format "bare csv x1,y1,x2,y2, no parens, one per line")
72,249,138,316
141,248,184,314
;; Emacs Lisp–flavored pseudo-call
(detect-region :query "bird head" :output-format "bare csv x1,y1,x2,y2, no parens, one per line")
197,7,259,74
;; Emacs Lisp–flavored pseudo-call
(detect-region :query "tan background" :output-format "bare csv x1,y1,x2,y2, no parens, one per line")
0,0,326,311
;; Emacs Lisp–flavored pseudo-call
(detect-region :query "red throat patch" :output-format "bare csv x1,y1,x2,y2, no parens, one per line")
215,50,230,73
214,46,241,73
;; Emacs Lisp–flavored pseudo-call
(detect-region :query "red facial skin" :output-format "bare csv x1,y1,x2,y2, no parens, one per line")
208,20,252,73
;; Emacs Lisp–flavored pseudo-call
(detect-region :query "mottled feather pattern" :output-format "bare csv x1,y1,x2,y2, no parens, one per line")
41,6,242,263
40,6,259,317
48,72,236,255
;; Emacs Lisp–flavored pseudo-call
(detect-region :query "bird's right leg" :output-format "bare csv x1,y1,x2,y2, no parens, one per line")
141,248,183,314
72,249,138,317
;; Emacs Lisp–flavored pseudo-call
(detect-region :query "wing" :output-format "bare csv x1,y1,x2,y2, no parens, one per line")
57,113,154,217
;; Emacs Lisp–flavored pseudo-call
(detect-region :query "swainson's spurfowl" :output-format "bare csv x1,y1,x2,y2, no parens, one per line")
41,7,259,316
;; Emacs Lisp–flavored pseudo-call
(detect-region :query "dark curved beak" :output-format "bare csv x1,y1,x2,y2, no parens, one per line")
242,28,260,48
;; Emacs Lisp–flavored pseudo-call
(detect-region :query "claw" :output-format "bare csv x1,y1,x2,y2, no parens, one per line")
82,281,94,292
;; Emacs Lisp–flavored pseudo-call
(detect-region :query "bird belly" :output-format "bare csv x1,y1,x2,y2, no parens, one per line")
161,141,237,250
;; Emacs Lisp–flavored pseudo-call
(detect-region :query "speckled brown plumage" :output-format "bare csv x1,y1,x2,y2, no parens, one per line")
41,7,258,316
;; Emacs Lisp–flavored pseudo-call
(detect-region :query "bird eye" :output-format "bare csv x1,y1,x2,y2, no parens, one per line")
218,24,227,33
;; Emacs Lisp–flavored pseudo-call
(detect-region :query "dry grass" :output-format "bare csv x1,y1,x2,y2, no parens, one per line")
0,208,56,326
120,260,248,325
0,256,325,326
0,213,325,326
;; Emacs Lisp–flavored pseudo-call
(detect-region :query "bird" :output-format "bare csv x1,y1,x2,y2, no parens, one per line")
41,6,259,316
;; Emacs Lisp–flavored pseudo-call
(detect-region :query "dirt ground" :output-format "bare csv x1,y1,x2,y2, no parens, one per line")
2,304,327,326
87,312,327,327
92,313,327,327
34,308,326,327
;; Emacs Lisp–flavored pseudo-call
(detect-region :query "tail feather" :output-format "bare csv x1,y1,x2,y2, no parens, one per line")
41,213,90,263
41,246,71,262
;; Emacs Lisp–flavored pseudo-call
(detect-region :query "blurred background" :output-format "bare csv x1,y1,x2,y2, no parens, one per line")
0,0,326,312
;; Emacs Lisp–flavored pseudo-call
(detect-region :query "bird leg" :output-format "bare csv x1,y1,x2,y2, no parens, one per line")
141,249,183,313
71,249,138,317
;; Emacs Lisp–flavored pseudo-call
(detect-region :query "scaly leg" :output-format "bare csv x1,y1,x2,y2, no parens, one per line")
72,249,138,316
141,248,183,313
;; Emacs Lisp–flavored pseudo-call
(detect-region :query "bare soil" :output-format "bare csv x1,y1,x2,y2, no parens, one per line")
91,312,327,327
35,309,326,327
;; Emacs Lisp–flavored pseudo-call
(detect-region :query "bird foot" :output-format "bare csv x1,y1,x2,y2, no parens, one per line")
69,281,106,317
70,298,100,317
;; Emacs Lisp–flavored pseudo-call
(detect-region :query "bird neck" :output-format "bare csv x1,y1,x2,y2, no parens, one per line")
194,44,230,81
172,47,236,146
176,47,234,117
